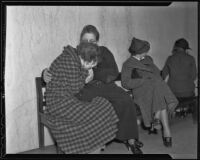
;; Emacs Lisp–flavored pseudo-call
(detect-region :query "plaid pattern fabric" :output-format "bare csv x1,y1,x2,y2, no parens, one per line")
45,45,119,154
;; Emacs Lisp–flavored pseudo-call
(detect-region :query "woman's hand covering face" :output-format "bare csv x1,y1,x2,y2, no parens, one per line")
85,69,94,84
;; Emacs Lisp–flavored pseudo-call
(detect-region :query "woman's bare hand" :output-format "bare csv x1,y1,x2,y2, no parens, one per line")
84,61,97,70
43,68,52,83
85,69,94,84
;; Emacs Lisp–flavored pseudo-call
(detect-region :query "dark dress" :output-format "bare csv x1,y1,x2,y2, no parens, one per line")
162,51,197,97
76,46,139,141
45,45,119,154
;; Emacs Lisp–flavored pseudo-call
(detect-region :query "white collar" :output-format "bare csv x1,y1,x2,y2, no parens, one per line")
132,55,145,61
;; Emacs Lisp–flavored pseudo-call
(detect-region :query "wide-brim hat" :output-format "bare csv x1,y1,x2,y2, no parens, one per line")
174,38,191,50
128,37,150,55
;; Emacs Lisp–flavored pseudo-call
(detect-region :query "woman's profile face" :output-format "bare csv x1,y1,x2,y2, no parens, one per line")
81,33,97,44
135,52,147,60
141,52,147,57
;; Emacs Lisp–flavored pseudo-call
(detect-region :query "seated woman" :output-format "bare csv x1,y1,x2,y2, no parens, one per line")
45,42,119,154
121,37,178,147
162,38,197,98
162,38,197,120
42,25,143,154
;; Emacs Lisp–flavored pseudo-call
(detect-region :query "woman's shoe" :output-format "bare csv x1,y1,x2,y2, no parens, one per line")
161,125,172,147
124,140,143,154
134,139,144,148
148,126,158,135
153,118,162,130
163,137,172,147
141,121,157,135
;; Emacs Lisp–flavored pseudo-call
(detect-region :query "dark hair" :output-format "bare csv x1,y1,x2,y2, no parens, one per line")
77,42,100,63
80,25,100,42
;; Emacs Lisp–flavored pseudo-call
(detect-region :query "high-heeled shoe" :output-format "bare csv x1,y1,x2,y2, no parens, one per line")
160,125,172,147
159,121,172,147
148,125,158,135
163,137,172,147
134,139,144,148
153,118,162,130
124,140,143,154
141,121,157,134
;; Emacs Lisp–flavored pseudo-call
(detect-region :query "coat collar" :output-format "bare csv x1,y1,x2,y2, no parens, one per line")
129,56,153,72
132,55,145,61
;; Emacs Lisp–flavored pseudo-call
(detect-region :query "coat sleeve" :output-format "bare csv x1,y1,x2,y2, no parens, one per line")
121,62,145,90
190,57,197,81
50,55,88,93
93,47,119,83
161,57,170,80
65,56,88,93
41,68,46,82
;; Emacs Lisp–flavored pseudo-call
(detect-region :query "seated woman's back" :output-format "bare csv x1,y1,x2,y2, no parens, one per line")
162,48,197,97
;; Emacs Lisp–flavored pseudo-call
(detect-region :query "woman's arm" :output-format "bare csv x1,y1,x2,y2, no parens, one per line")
190,57,197,81
49,54,88,94
161,57,170,80
121,63,145,90
93,47,119,83
63,56,88,92
43,67,93,85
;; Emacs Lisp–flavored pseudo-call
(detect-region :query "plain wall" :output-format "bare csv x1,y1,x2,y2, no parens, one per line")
5,2,198,153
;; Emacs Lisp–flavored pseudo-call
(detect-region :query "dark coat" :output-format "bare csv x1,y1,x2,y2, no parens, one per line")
45,45,119,154
121,56,178,126
93,46,119,83
162,51,197,97
76,46,139,140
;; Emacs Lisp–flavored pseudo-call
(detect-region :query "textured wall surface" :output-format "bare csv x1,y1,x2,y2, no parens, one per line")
5,2,197,153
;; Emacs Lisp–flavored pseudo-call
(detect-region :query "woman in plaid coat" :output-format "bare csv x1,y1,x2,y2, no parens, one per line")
45,42,119,154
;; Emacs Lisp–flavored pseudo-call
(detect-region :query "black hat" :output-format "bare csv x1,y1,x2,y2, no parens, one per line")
174,38,191,50
129,37,150,55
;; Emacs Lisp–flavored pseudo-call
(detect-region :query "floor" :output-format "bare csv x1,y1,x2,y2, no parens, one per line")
21,114,198,159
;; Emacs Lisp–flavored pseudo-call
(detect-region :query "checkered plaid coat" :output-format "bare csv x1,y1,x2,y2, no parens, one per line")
44,45,119,154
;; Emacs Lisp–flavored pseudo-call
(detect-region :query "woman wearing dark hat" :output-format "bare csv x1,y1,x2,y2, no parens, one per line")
42,25,144,154
162,38,197,98
121,37,178,147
